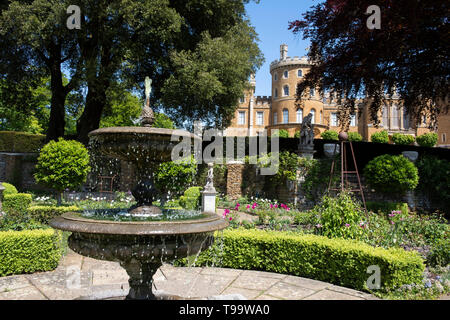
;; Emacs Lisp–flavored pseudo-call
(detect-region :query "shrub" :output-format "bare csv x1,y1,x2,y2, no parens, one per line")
0,131,45,153
294,130,300,138
1,182,18,196
416,133,438,147
0,229,61,276
312,192,366,239
371,130,389,143
321,130,339,140
3,193,33,215
427,238,450,267
271,129,289,138
416,155,450,209
181,228,424,292
363,154,419,194
392,133,415,145
155,155,197,204
347,132,363,142
179,187,202,210
365,201,409,216
27,205,79,224
34,138,90,205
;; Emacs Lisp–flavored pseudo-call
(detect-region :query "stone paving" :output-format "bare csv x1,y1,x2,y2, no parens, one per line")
0,250,378,300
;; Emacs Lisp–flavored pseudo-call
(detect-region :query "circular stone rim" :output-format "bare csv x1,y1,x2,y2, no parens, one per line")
49,212,228,235
88,127,201,140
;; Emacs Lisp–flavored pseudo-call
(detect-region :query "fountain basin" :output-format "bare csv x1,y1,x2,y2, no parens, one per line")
50,212,228,299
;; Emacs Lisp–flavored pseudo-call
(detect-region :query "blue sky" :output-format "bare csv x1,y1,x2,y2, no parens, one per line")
244,0,317,96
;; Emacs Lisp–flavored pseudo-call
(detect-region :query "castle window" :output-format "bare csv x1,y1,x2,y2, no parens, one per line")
274,88,278,98
310,109,316,124
257,111,264,125
382,105,389,127
331,112,338,126
239,96,245,103
283,109,289,124
296,108,303,123
274,73,278,81
297,69,303,77
283,85,289,96
391,104,400,129
443,133,447,143
238,111,245,125
273,112,278,125
350,114,356,127
403,109,410,129
283,70,289,78
310,88,315,97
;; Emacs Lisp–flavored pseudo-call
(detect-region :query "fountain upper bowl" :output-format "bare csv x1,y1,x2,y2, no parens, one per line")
88,127,201,163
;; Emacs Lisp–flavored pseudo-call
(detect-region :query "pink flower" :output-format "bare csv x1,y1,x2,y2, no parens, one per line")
345,223,350,227
229,217,233,221
246,204,250,209
274,204,278,208
315,224,322,228
270,204,274,209
391,221,395,225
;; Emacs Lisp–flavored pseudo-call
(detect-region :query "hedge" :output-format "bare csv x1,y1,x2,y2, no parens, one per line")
0,131,45,153
179,187,202,210
1,182,18,196
183,228,425,292
3,193,33,214
27,205,79,224
0,229,62,276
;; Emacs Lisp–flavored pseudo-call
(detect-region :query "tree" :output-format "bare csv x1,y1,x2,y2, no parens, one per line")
1,0,263,144
289,0,449,130
34,138,90,205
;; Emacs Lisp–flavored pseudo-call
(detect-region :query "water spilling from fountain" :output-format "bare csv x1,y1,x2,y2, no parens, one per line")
49,78,228,299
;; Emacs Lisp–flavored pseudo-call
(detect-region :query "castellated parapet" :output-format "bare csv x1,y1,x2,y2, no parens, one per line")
270,55,311,72
255,96,272,106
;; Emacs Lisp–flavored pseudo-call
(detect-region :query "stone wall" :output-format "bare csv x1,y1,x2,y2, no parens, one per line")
0,152,43,190
226,162,244,199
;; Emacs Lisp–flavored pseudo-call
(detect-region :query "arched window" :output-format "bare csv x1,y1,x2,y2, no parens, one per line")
283,109,289,124
297,69,303,77
273,112,278,125
274,73,278,81
274,88,278,98
283,85,289,96
239,96,245,103
320,111,323,124
283,70,289,78
403,108,410,129
443,133,447,143
296,108,303,123
310,109,316,124
310,88,315,97
391,104,400,129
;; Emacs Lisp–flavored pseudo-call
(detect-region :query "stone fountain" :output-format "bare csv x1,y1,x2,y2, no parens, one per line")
50,78,228,299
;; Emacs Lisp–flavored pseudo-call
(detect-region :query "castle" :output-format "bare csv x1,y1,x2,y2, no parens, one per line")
225,44,440,142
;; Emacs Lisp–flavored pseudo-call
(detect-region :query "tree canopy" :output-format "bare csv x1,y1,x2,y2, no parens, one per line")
0,0,263,143
289,0,449,129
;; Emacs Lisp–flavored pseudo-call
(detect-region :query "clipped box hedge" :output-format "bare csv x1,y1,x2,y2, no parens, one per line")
188,229,425,292
0,229,62,276
3,193,33,214
27,205,79,224
0,131,45,153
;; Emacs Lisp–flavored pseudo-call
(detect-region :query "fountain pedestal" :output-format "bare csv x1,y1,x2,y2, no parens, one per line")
121,259,161,300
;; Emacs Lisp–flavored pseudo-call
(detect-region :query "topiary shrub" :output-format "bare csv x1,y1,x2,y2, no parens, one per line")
3,193,32,215
34,138,90,205
179,187,202,210
392,133,415,145
178,228,425,292
363,154,419,194
0,229,61,276
371,130,389,143
347,132,363,142
312,192,366,239
294,130,301,138
1,182,18,196
321,130,339,140
416,133,438,147
27,205,79,224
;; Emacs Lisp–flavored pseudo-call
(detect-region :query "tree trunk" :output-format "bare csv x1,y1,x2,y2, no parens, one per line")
46,59,68,142
76,82,107,145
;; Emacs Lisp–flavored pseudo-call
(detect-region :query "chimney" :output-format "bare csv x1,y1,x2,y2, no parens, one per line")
280,44,288,60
